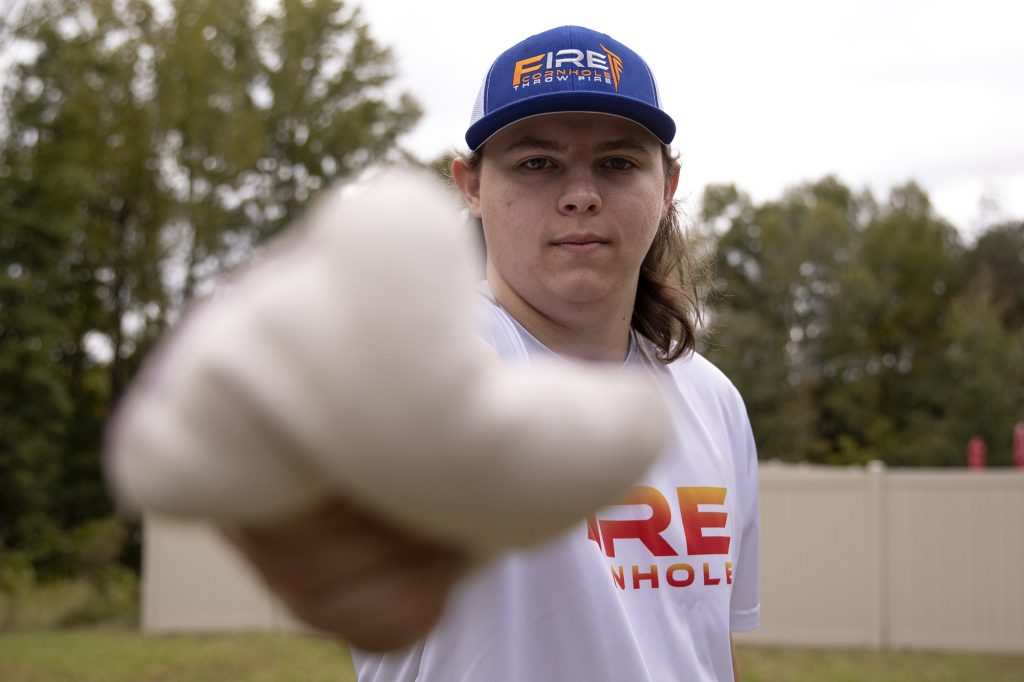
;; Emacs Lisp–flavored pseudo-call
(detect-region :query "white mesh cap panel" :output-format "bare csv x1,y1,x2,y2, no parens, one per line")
469,77,487,128
469,57,499,129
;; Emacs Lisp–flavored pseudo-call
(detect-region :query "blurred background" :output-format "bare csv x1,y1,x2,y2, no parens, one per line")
0,0,1022,679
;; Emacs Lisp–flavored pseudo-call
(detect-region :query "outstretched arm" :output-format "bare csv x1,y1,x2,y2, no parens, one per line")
106,169,671,647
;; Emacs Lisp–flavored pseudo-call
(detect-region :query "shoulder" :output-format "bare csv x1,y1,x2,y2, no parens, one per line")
642,339,751,429
647,339,741,399
652,343,759,482
667,348,732,386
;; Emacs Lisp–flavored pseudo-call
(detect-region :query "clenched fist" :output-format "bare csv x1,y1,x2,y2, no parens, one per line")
106,166,669,592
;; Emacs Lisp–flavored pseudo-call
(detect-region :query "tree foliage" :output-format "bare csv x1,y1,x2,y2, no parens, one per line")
703,178,1024,467
0,0,419,574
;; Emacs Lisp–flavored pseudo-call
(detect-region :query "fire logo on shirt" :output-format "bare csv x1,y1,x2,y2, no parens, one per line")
586,485,734,591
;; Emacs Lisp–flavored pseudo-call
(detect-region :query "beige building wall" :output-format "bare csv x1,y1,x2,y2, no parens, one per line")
143,464,1024,653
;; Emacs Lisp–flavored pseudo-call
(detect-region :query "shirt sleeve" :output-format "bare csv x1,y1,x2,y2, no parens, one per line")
729,403,760,632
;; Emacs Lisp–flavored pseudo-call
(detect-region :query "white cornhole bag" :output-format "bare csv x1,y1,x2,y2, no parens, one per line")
106,168,671,553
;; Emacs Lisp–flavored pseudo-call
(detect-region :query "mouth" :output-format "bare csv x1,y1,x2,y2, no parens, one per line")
551,235,610,253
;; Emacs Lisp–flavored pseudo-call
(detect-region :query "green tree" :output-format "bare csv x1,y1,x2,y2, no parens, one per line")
703,176,871,462
964,220,1024,333
152,0,420,303
0,0,419,573
938,289,1024,466
817,183,965,466
703,177,1022,468
1,0,157,556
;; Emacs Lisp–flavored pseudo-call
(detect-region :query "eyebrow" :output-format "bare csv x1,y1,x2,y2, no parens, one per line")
500,136,655,158
594,139,654,157
501,136,566,154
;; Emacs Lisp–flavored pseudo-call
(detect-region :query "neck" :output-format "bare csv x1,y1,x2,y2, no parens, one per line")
487,272,637,364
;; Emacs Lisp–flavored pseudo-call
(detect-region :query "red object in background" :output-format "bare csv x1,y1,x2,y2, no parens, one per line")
968,436,986,469
1014,423,1024,469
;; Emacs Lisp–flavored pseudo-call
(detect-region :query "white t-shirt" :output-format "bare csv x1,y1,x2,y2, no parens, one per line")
352,289,760,682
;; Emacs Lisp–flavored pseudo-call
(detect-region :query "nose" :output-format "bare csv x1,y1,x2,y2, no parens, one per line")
558,172,602,215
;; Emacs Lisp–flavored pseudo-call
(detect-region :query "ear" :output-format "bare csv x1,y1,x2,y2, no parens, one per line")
451,156,483,219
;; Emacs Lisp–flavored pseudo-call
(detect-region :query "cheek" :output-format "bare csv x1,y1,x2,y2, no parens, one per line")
480,210,525,272
624,191,665,250
484,182,532,216
481,189,542,255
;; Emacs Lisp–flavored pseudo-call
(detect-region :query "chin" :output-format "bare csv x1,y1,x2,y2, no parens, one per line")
547,276,617,306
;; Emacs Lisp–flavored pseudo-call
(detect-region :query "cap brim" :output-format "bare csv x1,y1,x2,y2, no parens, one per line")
465,92,676,150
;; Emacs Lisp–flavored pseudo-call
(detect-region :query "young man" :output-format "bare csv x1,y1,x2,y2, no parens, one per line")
233,24,759,682
348,25,757,680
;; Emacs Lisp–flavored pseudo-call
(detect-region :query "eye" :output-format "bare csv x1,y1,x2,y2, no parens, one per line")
520,157,554,171
602,157,636,171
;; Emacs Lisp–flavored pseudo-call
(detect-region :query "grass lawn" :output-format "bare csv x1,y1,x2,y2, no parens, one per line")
1,630,1023,681
736,645,1024,682
0,631,356,682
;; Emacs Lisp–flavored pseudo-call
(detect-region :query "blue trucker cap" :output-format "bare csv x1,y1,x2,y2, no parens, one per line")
465,25,676,150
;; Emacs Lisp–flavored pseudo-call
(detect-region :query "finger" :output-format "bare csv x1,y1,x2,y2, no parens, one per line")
297,550,465,650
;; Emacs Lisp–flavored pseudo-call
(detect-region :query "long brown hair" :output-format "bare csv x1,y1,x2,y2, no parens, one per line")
457,145,707,364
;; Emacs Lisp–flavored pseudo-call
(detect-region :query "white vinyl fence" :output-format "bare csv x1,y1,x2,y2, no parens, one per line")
141,463,1024,653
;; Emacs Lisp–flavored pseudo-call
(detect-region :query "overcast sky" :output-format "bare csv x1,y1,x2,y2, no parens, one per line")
1,0,1020,240
356,0,1023,241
